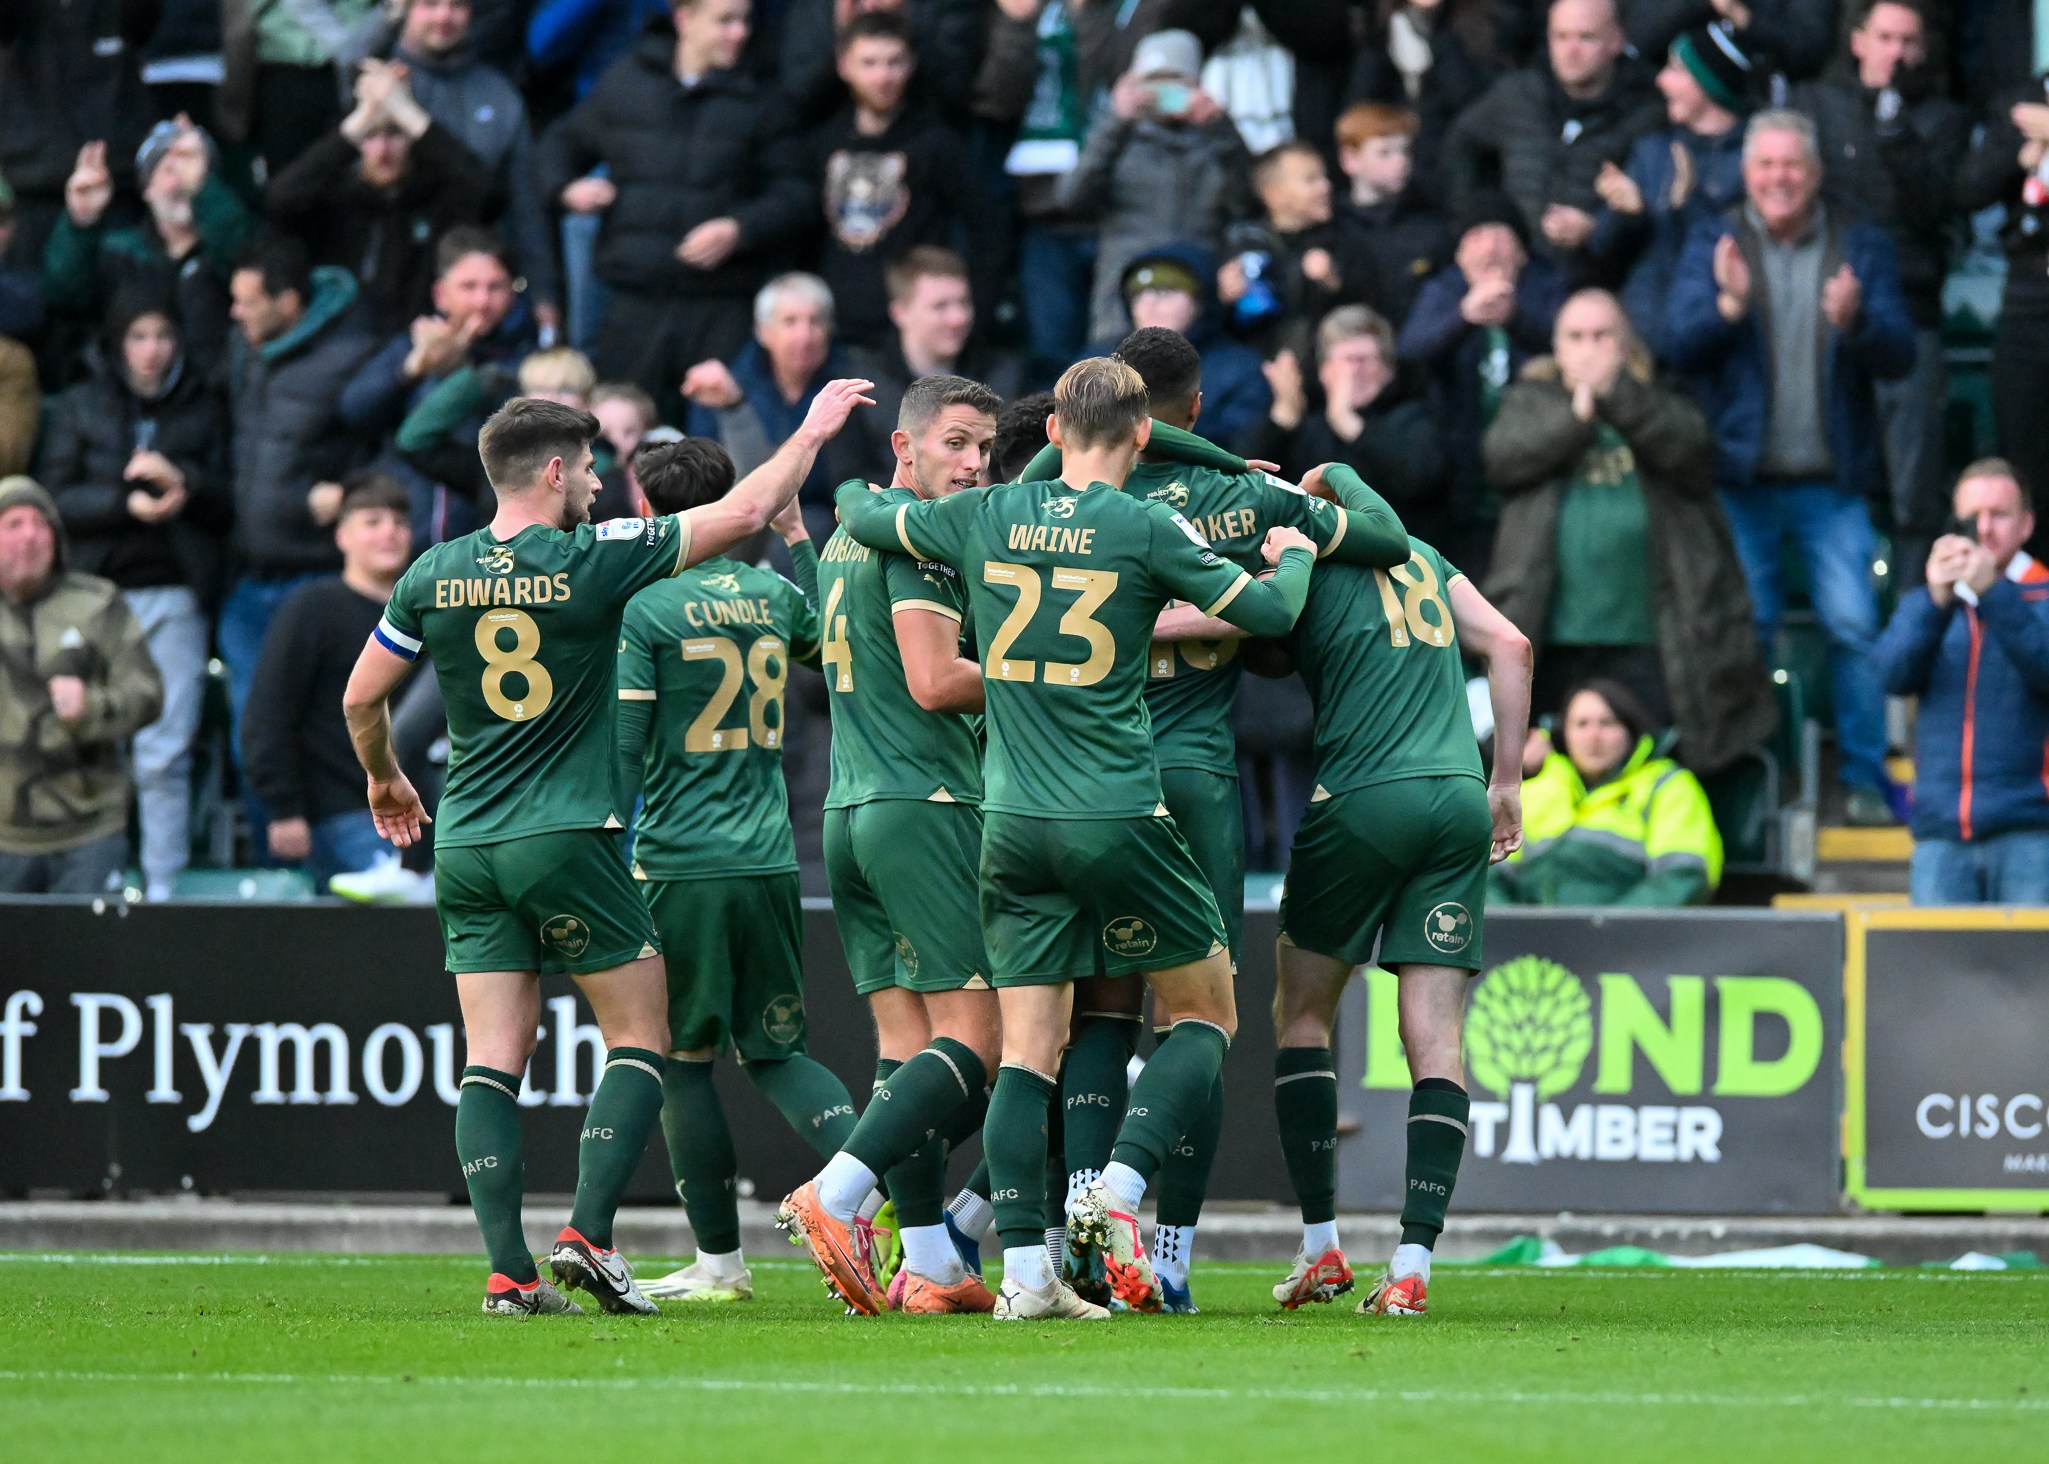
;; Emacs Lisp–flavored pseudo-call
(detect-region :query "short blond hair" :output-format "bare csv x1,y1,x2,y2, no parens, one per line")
1053,357,1150,451
1317,304,1395,365
518,347,596,400
1955,457,2031,514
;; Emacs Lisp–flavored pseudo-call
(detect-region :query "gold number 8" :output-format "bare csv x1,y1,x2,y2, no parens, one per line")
476,609,555,720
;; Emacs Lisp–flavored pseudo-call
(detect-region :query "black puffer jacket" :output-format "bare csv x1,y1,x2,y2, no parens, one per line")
536,33,813,300
227,268,379,577
0,0,159,199
1956,77,2049,265
1792,59,1970,328
42,347,232,606
1443,56,1665,266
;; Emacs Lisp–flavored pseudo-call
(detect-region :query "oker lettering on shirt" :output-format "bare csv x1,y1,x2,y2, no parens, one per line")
1145,484,1263,545
1006,522,1097,555
434,573,574,608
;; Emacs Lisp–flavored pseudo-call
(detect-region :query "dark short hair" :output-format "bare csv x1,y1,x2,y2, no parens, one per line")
837,9,915,54
636,437,737,514
885,245,969,304
339,471,411,520
992,390,1056,483
1113,327,1202,411
900,373,1001,436
233,234,312,302
1252,139,1324,195
478,397,599,493
435,225,513,280
1850,0,1924,29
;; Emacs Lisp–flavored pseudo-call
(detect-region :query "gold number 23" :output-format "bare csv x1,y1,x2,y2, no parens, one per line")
983,562,1118,686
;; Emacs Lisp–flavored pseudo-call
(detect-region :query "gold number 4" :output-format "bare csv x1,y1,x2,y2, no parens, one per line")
476,609,555,721
683,635,788,753
1372,554,1452,649
983,562,1120,686
820,579,853,692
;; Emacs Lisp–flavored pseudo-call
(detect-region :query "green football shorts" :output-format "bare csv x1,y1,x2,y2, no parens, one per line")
434,828,659,976
1158,766,1245,961
1278,776,1492,971
980,810,1228,986
824,800,992,995
642,872,809,1060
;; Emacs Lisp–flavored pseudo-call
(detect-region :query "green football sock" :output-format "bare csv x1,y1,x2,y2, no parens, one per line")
986,1063,1055,1251
456,1065,534,1283
940,1081,990,1150
744,1054,858,1160
1400,1079,1470,1249
1108,1020,1228,1185
661,1058,739,1256
1274,1046,1338,1225
884,1132,948,1228
1154,1069,1224,1227
1062,1013,1140,1178
842,1037,986,1178
963,1155,991,1202
567,1046,665,1251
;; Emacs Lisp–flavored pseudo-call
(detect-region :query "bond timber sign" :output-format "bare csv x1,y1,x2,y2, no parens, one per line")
1335,910,1844,1213
1846,908,2049,1211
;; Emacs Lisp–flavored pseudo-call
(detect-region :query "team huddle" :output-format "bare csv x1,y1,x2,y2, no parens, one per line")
341,328,1533,1323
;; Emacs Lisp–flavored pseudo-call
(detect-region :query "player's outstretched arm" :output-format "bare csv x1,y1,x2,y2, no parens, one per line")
832,477,972,567
1198,525,1317,637
1154,603,1244,641
1448,576,1534,864
683,378,875,566
342,638,431,848
1302,463,1411,568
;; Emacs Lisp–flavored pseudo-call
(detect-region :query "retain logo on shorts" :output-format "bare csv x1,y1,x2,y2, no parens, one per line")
761,995,805,1045
892,932,920,980
1102,916,1158,958
540,914,591,957
1423,902,1473,956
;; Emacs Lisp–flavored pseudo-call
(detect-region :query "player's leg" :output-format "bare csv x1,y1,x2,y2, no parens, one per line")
1269,939,1357,1309
1354,778,1491,1318
1061,973,1142,1218
437,842,579,1317
884,985,1000,1309
734,872,860,1161
946,1155,995,1275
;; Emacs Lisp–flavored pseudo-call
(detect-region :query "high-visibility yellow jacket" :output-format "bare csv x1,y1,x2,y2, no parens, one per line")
1488,738,1723,906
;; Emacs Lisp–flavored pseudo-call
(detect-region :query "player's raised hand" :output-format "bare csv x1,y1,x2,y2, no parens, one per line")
1261,525,1316,565
797,378,877,444
368,771,431,848
1487,782,1524,864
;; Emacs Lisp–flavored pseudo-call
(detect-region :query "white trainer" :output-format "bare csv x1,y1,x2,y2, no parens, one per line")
640,1258,754,1302
327,853,434,905
994,1274,1110,1321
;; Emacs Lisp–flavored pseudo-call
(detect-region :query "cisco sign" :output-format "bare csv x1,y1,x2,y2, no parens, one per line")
1336,910,1844,1214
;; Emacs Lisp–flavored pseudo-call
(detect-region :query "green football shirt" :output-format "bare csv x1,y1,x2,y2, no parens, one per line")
616,548,820,880
835,476,1314,821
817,514,985,809
376,513,691,848
1283,537,1486,797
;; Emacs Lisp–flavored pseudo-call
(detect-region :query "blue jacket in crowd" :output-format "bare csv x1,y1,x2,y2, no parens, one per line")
1873,556,2049,844
1665,205,1916,499
1589,123,1747,362
528,0,671,101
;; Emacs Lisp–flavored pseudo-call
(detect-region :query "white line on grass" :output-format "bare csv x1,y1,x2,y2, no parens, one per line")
0,1370,2041,1413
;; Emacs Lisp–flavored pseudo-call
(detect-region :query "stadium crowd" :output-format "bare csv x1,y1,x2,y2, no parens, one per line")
1,0,2047,907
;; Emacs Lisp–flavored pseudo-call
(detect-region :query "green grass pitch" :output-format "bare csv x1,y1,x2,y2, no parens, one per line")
2,1252,2043,1462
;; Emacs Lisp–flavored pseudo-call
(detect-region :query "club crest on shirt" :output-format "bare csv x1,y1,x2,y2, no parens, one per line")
825,149,909,251
476,544,515,575
701,572,743,594
1148,481,1190,508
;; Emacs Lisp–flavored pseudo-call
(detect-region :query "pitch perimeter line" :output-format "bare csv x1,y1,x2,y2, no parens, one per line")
0,1370,2041,1412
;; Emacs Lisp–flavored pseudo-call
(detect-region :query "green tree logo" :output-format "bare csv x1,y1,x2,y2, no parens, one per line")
1466,957,1594,1101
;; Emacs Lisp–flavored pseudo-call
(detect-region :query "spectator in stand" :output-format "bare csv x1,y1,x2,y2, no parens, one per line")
0,476,163,895
973,0,1172,380
779,0,987,127
682,272,885,538
243,474,427,894
379,0,560,336
1488,678,1724,906
588,379,659,519
798,11,1000,349
266,56,490,338
41,290,230,901
1793,0,1969,586
0,0,159,271
540,0,814,412
1874,460,2049,904
1332,102,1450,327
1586,22,1752,363
1482,288,1775,772
1056,28,1253,345
845,246,1021,430
1217,141,1387,357
1345,1,1500,199
342,227,535,544
0,179,48,347
1089,246,1270,456
1626,0,1840,86
218,235,378,753
1443,0,1663,279
1254,305,1446,544
991,387,1056,482
1397,190,1567,576
1666,108,1915,827
219,0,379,179
45,118,256,376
